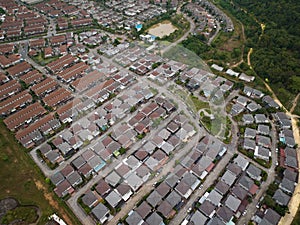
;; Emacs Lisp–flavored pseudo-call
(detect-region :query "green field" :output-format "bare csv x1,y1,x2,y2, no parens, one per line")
0,121,81,225
163,44,210,70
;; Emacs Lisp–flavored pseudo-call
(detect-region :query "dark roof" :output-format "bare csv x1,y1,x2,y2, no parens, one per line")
126,211,143,225
215,180,230,195
146,212,163,225
157,200,173,218
232,185,248,200
199,200,215,217
227,163,242,176
156,182,170,198
91,203,109,222
135,201,152,219
82,190,97,207
273,189,291,206
283,169,298,182
264,208,281,225
216,206,234,223
165,190,182,208
147,190,162,208
95,179,111,196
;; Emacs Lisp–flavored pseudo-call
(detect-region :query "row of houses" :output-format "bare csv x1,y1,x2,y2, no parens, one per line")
186,155,262,225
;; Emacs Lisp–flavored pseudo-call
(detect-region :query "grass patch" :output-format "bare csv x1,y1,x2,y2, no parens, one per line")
1,206,38,224
292,205,300,225
32,53,59,66
0,121,81,225
163,44,210,70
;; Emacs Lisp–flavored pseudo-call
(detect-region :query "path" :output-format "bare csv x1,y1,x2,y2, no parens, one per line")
207,20,221,46
247,47,253,68
290,93,300,114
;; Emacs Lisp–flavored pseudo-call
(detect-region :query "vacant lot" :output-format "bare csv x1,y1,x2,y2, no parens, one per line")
0,121,80,225
148,20,177,38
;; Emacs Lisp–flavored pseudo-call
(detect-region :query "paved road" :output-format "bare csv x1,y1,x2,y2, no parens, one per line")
207,20,221,45
160,3,195,55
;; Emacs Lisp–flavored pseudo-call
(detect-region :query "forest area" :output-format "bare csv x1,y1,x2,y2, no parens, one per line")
182,0,300,114
215,0,300,112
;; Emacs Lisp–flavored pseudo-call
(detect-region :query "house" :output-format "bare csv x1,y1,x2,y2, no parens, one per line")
175,180,193,199
126,173,143,191
146,212,164,225
156,182,171,199
78,163,94,178
91,203,110,224
72,156,86,170
215,180,230,196
246,164,262,181
105,171,121,188
236,96,248,106
147,190,162,208
199,200,216,218
207,190,223,207
255,114,269,124
227,163,242,176
116,183,133,201
126,211,144,225
283,169,298,182
257,125,270,136
105,190,122,208
256,135,271,148
157,201,175,219
54,180,74,198
190,210,207,225
82,191,98,208
273,189,291,206
60,164,74,178
279,178,295,194
232,185,247,200
216,206,234,223
244,128,256,140
234,155,249,171
247,102,261,112
225,195,241,213
261,209,281,225
242,114,254,124
262,95,280,109
181,172,200,191
254,146,270,161
135,201,152,220
207,216,225,225
66,171,83,188
50,172,64,186
230,103,244,116
95,179,111,197
165,190,182,208
238,175,255,193
221,171,236,187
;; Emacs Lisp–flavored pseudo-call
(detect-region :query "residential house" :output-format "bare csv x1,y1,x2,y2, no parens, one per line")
91,203,110,224
82,191,98,208
273,189,291,206
105,190,122,208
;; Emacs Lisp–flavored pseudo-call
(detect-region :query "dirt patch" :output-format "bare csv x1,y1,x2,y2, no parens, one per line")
148,21,177,38
34,180,73,225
